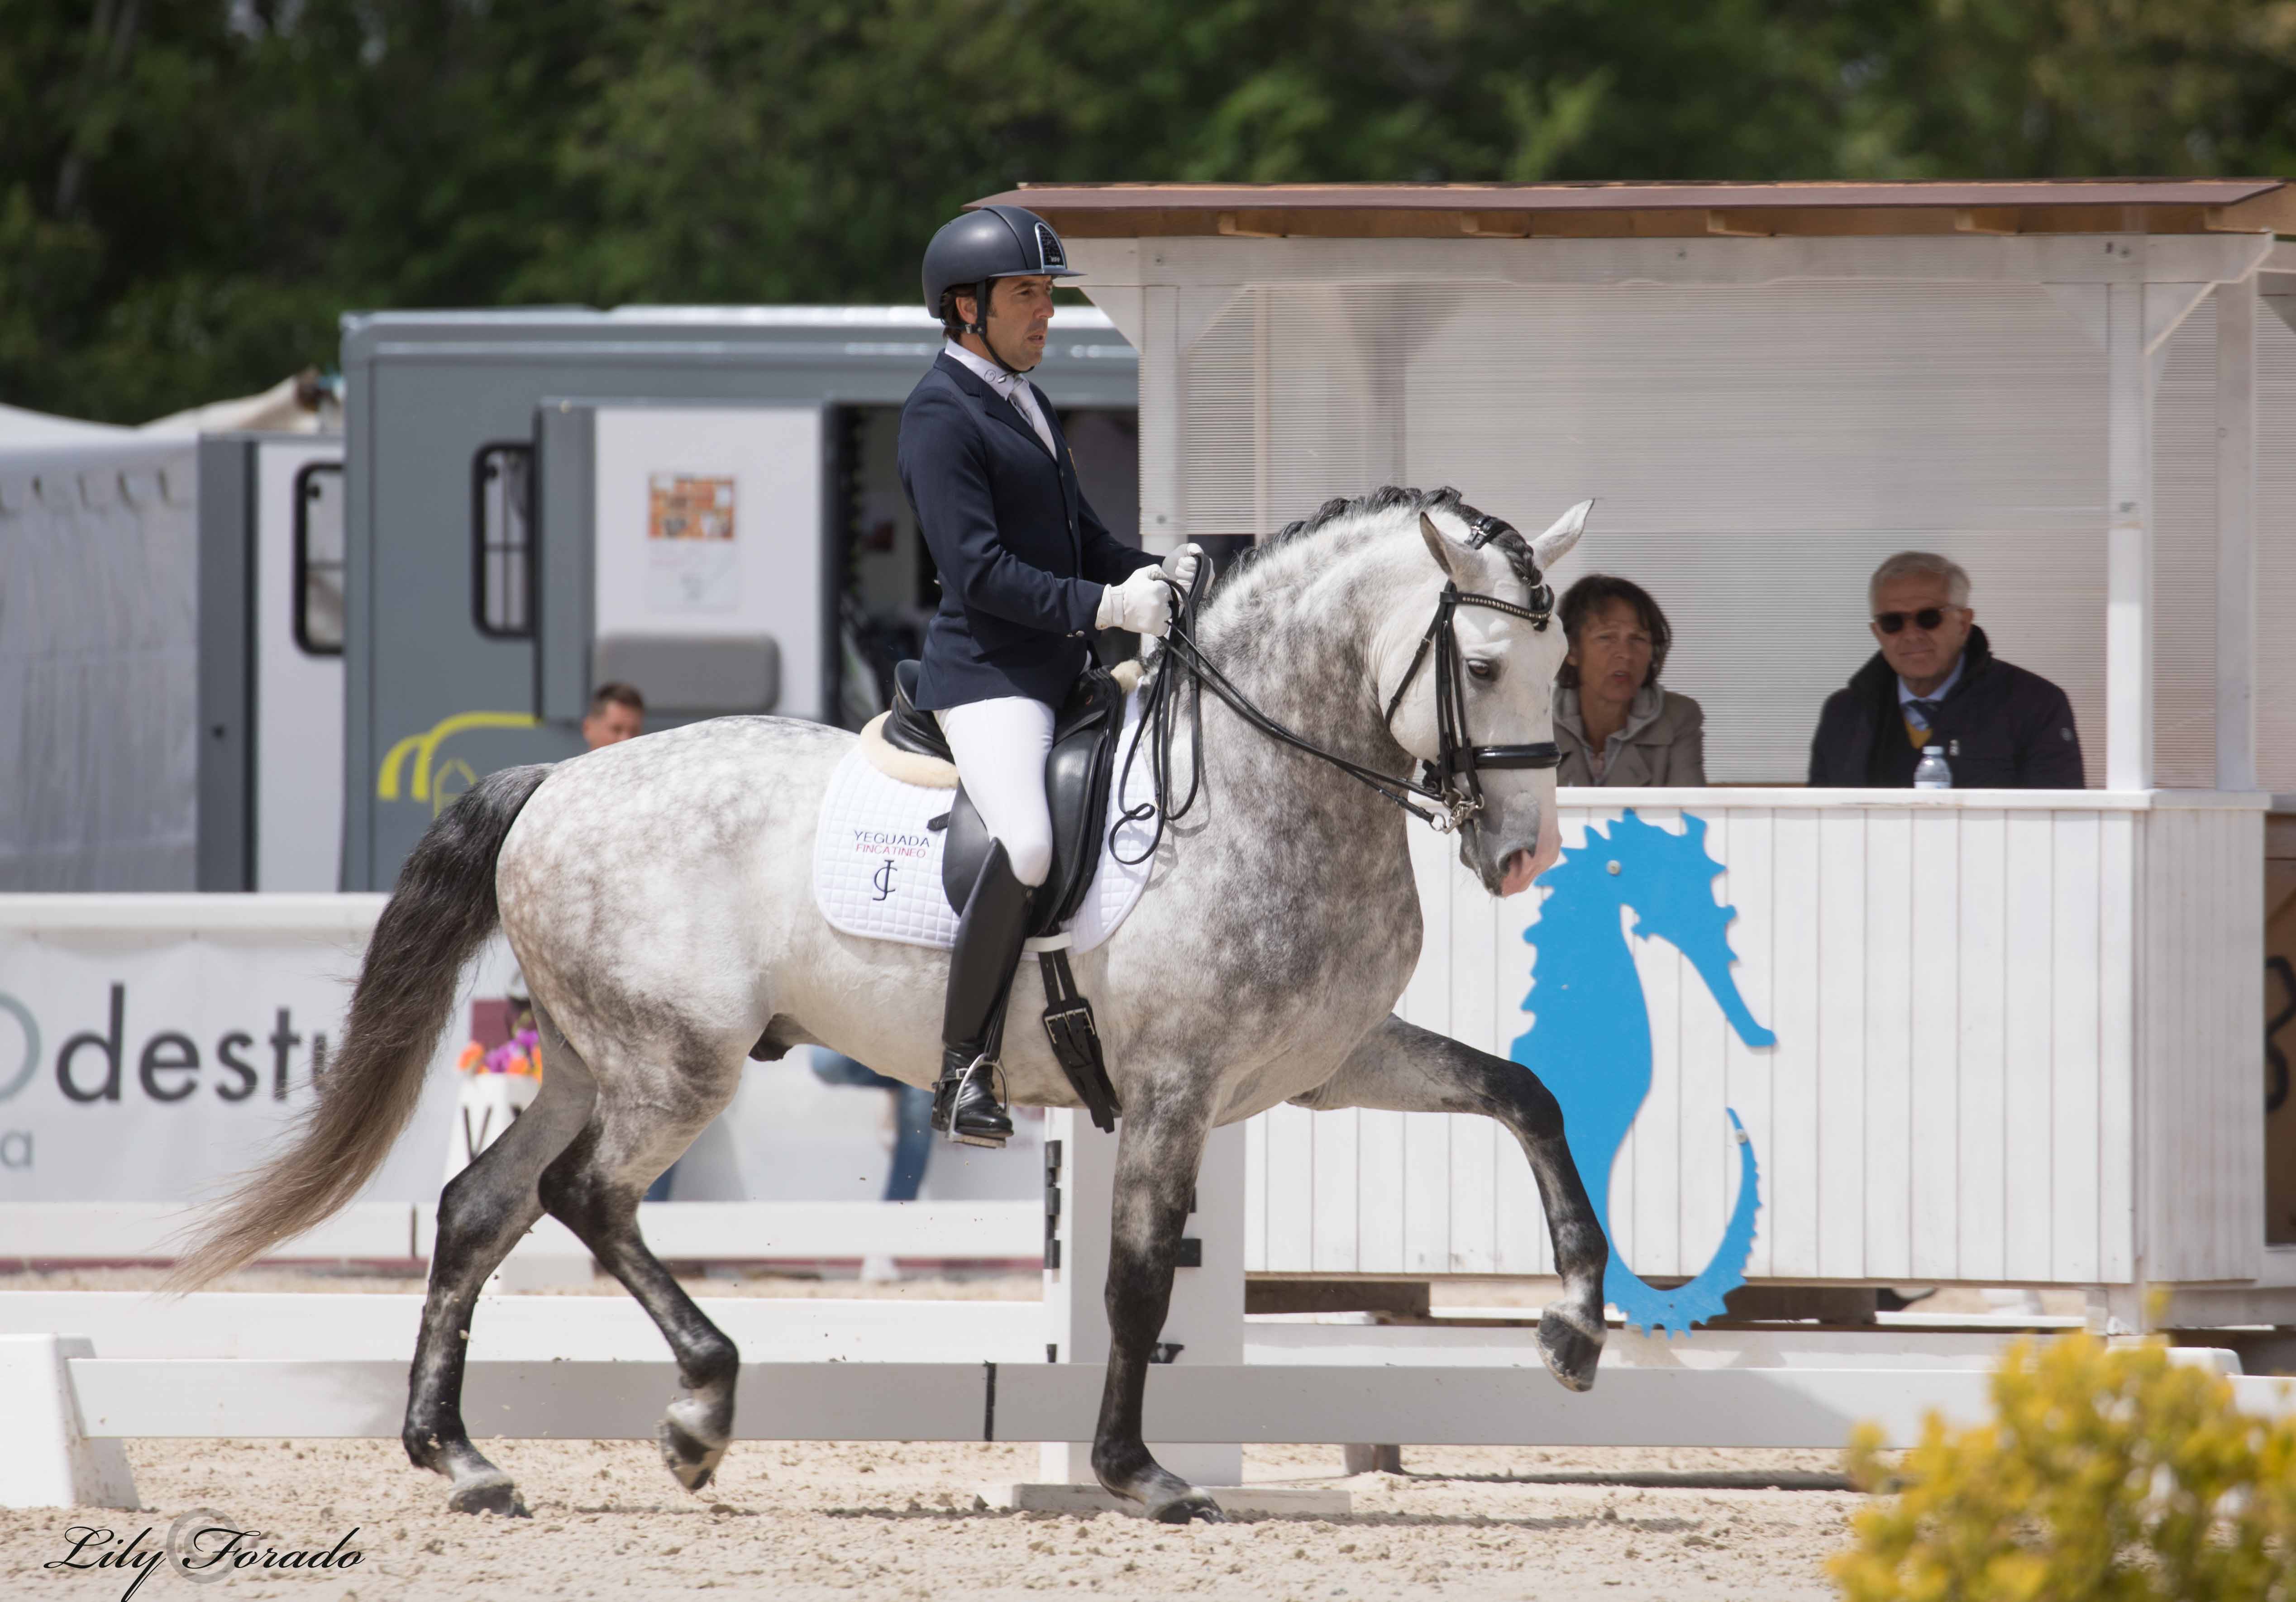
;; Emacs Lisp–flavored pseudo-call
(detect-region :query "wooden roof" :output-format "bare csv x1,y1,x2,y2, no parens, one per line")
971,179,2296,239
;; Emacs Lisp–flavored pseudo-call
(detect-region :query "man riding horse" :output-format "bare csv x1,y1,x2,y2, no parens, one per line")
166,211,1611,1524
901,204,1199,1147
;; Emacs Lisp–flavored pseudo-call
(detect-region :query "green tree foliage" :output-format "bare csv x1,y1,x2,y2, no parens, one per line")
2,0,2291,423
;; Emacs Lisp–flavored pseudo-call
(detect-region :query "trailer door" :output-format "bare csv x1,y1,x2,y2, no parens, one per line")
535,401,830,728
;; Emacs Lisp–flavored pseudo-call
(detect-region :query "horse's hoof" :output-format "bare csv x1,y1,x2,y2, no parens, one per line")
1149,1490,1227,1525
446,1471,529,1517
658,1415,726,1492
1537,1306,1603,1393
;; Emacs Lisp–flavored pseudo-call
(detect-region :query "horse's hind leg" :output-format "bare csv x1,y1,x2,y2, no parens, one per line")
1090,1083,1227,1525
1295,1015,1609,1391
403,1008,597,1514
535,1026,743,1495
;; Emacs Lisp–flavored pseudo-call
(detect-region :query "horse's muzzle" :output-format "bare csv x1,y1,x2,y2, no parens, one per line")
1484,807,1559,897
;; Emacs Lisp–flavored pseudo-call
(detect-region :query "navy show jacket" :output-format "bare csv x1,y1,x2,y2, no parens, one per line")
1807,626,2086,789
897,351,1157,711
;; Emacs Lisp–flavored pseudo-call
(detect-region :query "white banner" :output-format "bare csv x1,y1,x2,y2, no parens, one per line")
0,896,501,1204
0,894,1043,1215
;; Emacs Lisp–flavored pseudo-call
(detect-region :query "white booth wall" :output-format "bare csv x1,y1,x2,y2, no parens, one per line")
1248,791,2262,1291
1151,244,2296,791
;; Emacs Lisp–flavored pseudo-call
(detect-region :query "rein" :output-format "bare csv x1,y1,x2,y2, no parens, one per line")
1111,520,1559,866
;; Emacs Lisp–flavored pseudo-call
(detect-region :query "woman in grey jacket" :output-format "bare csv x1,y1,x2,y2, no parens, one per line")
1553,575,1706,787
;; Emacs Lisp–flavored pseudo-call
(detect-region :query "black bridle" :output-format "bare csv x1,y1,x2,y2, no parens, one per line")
1380,529,1562,827
1113,516,1558,865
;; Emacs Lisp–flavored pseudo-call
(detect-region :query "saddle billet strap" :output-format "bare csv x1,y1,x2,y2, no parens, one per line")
1036,945,1121,1133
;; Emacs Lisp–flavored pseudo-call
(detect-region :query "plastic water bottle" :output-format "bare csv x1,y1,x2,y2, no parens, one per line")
1913,744,1952,790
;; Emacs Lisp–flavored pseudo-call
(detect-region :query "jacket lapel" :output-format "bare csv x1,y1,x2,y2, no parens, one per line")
937,353,1055,461
1035,385,1081,556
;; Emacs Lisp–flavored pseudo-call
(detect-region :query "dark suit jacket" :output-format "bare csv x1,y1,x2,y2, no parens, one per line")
897,352,1156,710
1807,626,2086,789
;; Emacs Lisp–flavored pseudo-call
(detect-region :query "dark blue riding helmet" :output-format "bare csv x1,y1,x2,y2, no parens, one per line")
922,204,1081,336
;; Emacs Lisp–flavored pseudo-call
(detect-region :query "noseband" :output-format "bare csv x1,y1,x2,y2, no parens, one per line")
1113,514,1558,866
1380,512,1561,831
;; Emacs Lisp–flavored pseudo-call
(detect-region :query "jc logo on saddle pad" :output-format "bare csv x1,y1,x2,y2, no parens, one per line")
812,691,1157,953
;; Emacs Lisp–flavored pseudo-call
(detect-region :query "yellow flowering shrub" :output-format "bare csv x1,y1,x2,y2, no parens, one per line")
1831,1334,2296,1601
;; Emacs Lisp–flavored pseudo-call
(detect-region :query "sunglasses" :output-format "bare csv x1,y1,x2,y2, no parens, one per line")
1873,607,1955,634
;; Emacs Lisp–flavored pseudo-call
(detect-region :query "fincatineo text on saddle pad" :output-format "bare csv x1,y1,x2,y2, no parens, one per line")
813,689,1156,953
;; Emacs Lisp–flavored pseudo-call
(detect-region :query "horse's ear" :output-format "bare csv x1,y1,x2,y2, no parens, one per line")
1418,512,1470,585
1531,499,1594,570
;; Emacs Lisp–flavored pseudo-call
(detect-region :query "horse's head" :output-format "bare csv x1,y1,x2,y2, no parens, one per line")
1571,811,1778,1050
1380,496,1590,899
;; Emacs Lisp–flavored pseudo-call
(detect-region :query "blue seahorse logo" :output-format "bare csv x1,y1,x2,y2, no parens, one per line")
1508,810,1776,1336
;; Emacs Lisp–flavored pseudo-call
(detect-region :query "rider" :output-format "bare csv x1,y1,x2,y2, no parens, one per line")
899,203,1194,1147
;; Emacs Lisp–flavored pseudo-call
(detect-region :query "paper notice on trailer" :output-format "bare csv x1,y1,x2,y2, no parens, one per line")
646,472,739,612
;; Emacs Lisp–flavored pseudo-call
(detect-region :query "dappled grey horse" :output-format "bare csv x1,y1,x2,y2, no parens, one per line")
174,485,1610,1523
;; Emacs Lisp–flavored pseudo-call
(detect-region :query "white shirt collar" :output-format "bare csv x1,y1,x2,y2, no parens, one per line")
945,339,1022,392
945,340,1054,453
1897,653,1964,709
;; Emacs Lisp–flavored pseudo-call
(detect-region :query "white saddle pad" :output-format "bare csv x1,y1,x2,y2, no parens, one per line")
812,691,1157,953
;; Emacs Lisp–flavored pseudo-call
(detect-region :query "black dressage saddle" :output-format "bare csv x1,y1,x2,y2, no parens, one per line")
882,658,1131,1131
883,659,1127,939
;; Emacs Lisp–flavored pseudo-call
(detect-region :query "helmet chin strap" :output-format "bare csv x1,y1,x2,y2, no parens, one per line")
966,280,1030,378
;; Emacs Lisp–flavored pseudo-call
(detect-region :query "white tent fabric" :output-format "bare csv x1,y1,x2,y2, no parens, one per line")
0,402,133,448
0,438,200,888
0,370,340,446
141,372,340,436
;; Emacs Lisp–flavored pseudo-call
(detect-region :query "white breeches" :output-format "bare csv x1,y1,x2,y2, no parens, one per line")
935,696,1057,887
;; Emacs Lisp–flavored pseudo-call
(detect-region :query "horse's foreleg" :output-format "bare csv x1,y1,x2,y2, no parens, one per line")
1090,1086,1227,1524
534,1025,742,1495
1295,1014,1608,1390
403,1008,596,1514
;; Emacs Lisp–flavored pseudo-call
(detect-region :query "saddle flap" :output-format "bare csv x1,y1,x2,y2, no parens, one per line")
939,667,1127,937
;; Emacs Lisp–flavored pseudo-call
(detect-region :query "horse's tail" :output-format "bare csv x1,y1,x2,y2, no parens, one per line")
167,763,554,1291
1604,1109,1762,1337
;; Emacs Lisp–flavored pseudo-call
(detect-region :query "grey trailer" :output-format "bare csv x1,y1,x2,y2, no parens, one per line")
340,305,1137,891
196,433,348,891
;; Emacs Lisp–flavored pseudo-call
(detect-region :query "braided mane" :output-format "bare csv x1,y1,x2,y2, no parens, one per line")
1222,485,1542,593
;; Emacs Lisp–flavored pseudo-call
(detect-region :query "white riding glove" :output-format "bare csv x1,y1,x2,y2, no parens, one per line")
1161,541,1204,594
1096,564,1173,639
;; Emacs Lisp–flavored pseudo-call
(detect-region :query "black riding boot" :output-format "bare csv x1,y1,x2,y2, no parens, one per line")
933,840,1033,1147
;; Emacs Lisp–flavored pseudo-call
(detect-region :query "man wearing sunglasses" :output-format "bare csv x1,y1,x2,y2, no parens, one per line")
1809,551,2084,789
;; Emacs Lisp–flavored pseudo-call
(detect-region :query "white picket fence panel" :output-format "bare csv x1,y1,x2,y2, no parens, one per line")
1246,789,2263,1289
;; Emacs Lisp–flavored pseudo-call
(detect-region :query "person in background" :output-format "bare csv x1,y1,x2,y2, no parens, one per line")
1552,575,1706,786
1809,552,2084,788
583,682,644,749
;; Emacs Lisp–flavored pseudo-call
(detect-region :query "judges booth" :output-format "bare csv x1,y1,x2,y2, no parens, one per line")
997,178,2296,1329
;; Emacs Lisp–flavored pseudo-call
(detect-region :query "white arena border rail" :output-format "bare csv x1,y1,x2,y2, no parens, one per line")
0,1200,1044,1270
5,1111,2294,1511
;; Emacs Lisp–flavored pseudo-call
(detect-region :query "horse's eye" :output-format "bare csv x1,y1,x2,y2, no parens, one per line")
1465,659,1496,682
